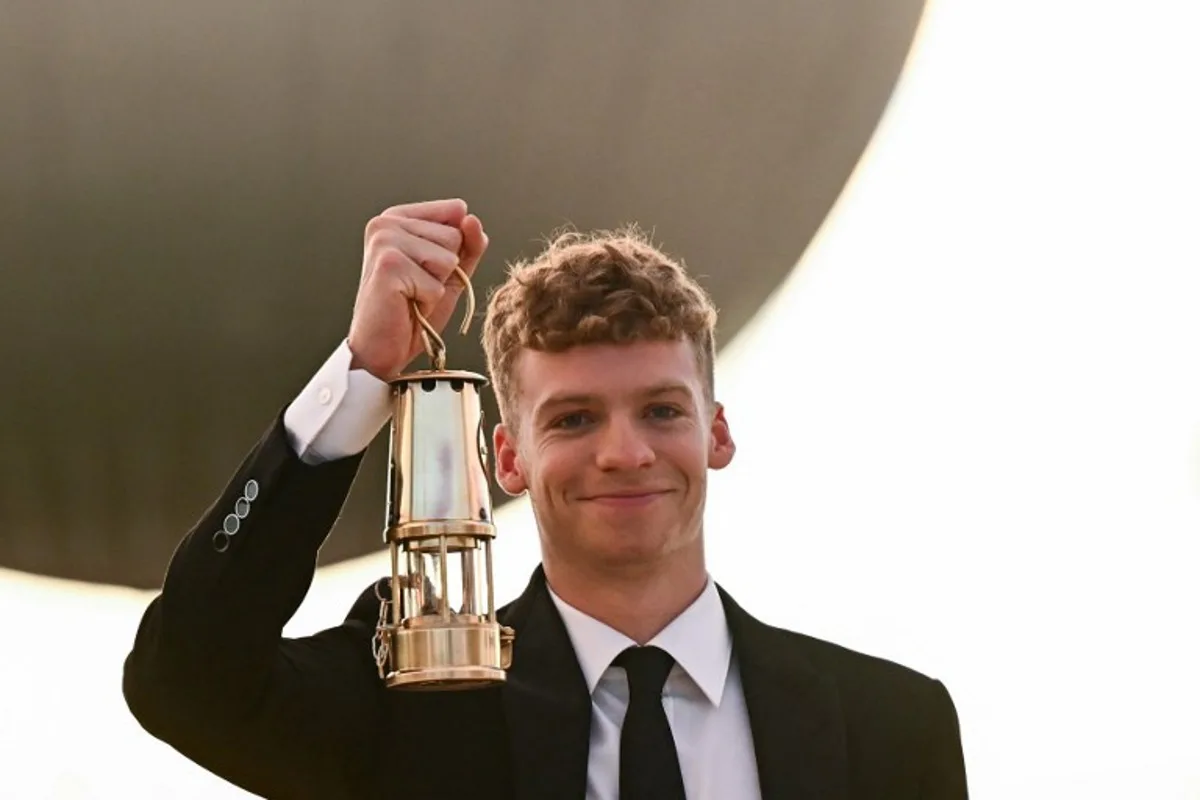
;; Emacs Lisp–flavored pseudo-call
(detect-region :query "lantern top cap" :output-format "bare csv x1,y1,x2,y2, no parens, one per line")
388,368,489,388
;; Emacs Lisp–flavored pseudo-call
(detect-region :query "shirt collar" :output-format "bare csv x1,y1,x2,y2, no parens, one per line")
547,576,732,706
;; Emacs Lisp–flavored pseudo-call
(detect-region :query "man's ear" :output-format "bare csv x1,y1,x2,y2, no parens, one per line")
493,423,528,496
708,402,736,470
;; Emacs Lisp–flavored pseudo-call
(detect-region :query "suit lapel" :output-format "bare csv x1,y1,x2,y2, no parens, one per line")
720,588,849,800
500,567,592,800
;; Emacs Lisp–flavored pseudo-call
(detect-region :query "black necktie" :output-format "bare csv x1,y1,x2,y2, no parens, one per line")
614,645,687,800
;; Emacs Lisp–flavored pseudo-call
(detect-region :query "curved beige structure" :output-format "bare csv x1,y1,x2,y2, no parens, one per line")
0,0,924,586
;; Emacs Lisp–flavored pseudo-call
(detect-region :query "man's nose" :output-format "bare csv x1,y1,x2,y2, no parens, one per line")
594,416,655,471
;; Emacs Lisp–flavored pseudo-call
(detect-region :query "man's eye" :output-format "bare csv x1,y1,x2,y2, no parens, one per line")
553,412,591,429
647,405,681,420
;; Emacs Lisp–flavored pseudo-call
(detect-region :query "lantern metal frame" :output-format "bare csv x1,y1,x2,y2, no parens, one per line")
372,268,515,690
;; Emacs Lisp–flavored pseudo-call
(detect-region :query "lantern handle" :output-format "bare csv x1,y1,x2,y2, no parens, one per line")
409,265,476,372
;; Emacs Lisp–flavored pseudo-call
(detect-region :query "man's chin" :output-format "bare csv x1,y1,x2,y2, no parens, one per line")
584,532,674,570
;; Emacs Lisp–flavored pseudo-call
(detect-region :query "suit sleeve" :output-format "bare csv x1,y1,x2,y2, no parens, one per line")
918,679,969,799
122,410,384,799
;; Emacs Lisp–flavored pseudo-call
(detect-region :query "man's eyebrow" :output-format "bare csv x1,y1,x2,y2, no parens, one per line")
536,392,597,412
641,382,694,398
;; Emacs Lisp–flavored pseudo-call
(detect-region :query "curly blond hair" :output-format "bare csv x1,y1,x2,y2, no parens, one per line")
482,226,718,427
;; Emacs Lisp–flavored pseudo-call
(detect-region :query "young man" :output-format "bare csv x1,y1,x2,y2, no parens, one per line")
124,199,968,799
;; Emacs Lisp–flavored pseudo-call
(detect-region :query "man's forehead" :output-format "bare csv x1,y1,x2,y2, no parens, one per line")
515,340,704,406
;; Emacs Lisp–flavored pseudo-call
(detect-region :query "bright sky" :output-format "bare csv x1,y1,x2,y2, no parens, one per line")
3,0,1198,796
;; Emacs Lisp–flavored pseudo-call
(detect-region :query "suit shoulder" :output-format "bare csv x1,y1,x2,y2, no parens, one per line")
748,616,951,709
789,626,933,680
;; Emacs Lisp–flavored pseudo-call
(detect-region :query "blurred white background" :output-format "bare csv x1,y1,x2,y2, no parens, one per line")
3,0,1198,796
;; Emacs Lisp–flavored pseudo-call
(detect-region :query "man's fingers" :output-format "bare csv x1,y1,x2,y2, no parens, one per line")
422,214,488,334
366,228,460,284
373,248,446,315
351,200,485,378
381,198,468,225
458,214,489,277
395,217,463,254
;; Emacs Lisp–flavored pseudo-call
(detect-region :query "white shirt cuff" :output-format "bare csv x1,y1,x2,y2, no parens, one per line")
283,339,393,465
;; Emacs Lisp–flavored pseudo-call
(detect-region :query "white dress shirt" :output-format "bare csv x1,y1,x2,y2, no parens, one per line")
548,583,761,800
282,339,393,464
283,340,762,799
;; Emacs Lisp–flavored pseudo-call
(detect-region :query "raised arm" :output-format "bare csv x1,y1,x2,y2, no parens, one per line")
122,200,489,798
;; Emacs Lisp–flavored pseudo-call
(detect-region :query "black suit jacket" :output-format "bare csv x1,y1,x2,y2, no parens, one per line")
124,413,968,799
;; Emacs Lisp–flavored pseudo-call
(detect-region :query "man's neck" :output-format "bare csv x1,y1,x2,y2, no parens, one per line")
543,547,708,644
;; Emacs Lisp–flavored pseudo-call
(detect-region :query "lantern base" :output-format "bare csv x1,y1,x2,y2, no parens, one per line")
384,665,507,691
380,620,514,691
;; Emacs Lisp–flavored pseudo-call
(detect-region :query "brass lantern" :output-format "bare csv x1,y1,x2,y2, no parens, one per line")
373,269,514,690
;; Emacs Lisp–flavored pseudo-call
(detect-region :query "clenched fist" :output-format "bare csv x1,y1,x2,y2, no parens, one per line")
347,199,488,381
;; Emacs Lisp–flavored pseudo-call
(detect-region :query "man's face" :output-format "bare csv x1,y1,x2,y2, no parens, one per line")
493,339,735,572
